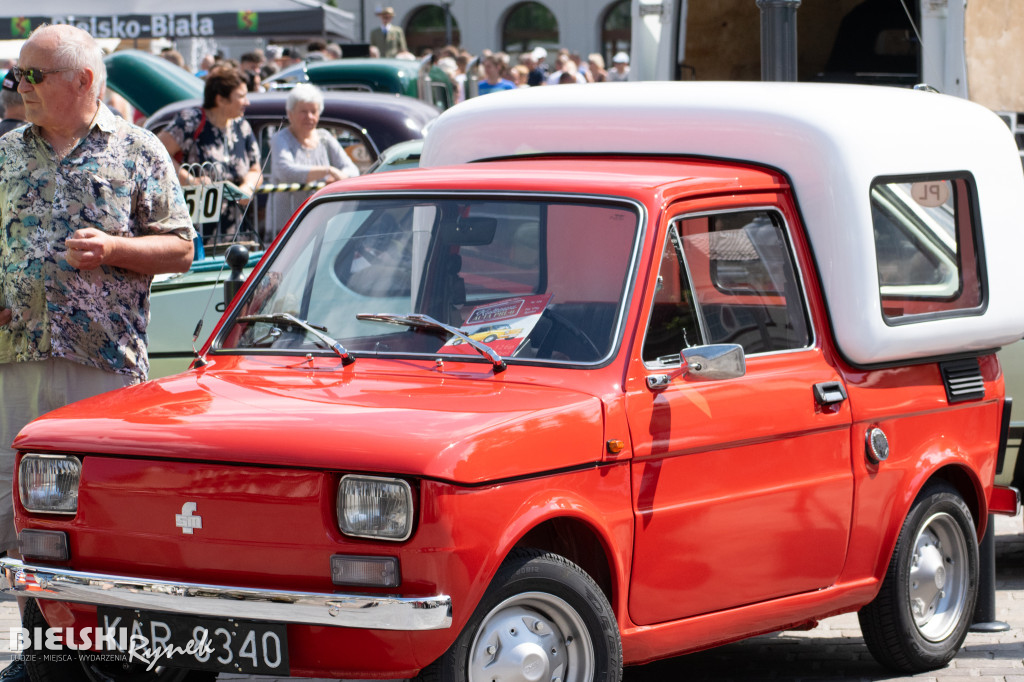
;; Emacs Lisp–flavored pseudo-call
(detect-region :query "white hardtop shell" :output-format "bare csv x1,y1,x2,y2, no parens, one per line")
421,81,1024,366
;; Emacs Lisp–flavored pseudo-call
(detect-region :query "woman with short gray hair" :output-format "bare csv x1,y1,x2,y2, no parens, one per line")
267,83,358,240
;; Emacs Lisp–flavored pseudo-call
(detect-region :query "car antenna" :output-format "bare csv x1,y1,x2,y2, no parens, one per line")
190,119,283,368
898,0,923,47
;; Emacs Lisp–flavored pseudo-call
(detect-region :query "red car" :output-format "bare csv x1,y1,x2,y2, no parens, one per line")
4,82,1023,682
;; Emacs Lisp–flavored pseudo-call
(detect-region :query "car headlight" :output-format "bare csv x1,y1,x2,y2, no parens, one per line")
19,454,82,514
337,475,413,541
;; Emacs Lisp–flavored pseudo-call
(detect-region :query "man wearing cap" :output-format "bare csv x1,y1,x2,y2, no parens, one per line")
608,51,631,82
527,46,548,86
0,70,26,136
370,7,407,59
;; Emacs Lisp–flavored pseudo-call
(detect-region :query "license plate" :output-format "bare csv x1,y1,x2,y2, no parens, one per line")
96,607,289,676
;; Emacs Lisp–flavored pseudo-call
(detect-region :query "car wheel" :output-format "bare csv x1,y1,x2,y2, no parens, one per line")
858,482,978,673
483,335,497,343
417,548,622,682
22,599,218,682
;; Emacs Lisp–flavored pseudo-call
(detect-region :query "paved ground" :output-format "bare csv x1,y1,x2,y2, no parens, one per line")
1,513,1021,681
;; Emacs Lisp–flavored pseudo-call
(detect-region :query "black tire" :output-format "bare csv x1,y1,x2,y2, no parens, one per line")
416,548,622,682
22,599,218,682
858,482,979,673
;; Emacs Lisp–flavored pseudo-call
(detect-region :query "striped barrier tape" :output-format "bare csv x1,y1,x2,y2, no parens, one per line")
254,181,328,194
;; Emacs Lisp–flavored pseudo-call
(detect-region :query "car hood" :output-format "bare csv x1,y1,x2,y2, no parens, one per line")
14,362,606,484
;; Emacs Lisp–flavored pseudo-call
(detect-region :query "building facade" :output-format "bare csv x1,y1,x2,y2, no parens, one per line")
347,0,631,63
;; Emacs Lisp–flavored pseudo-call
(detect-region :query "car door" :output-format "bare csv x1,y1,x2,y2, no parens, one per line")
625,201,854,625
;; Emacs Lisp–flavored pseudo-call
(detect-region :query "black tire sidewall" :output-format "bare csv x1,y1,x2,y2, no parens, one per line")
878,484,979,670
430,549,622,682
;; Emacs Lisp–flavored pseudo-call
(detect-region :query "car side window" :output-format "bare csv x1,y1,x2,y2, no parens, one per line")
870,175,984,322
643,209,811,365
642,226,702,364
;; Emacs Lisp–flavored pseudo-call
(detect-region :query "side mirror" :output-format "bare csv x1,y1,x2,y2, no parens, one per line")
680,344,746,381
223,244,250,306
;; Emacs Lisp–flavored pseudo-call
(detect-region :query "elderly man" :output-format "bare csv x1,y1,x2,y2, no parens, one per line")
0,25,193,678
369,6,408,58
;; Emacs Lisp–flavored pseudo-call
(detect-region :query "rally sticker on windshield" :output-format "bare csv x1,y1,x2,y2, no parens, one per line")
442,294,552,356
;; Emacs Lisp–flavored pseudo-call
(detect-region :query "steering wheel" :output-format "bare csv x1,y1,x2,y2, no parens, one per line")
530,308,603,361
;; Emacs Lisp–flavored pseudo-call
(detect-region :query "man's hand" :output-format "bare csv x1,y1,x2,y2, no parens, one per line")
0,308,11,326
65,228,116,270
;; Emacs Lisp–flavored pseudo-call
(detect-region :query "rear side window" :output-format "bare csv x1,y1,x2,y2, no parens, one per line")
871,175,985,322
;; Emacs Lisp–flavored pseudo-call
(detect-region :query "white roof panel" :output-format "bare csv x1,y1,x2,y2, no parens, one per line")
422,82,1024,365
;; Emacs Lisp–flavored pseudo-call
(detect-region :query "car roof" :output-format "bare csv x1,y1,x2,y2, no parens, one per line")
267,58,450,97
365,139,424,173
311,156,783,211
104,49,204,117
146,90,438,154
420,81,1024,365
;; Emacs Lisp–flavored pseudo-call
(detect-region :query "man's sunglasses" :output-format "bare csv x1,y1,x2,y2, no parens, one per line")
12,66,75,85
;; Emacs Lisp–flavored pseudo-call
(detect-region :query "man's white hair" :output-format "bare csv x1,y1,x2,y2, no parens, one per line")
31,24,107,98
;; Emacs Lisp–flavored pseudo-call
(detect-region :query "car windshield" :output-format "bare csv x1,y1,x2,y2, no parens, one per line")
218,196,641,365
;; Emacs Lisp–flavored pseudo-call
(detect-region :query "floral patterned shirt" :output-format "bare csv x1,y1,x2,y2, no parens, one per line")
164,106,259,184
164,107,260,236
0,104,195,380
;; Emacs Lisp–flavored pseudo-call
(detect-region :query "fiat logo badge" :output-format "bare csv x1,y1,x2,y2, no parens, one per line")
175,502,203,535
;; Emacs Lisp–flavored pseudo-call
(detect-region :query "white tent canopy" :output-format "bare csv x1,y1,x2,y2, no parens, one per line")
1,0,354,43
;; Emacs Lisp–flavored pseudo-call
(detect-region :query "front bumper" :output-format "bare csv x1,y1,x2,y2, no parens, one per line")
0,558,452,631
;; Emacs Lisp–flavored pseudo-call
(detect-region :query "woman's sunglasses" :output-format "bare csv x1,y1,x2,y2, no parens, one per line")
12,66,75,85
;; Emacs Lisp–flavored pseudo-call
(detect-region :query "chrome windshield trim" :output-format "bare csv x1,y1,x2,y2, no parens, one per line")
214,190,647,369
0,559,451,631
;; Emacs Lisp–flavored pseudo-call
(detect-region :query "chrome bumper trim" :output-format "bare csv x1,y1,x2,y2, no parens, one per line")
0,558,451,631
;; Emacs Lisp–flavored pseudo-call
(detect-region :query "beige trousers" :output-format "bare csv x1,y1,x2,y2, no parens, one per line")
0,359,138,552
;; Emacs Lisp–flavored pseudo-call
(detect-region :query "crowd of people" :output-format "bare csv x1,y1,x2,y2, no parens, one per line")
156,38,631,104
144,3,631,106
438,44,631,100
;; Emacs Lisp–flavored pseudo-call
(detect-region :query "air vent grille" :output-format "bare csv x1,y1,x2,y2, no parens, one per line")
940,358,985,404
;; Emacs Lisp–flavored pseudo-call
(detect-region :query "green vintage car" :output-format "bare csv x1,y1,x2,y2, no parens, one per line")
264,56,455,111
103,49,203,118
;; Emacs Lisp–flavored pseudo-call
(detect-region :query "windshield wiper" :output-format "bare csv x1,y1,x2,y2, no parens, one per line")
356,313,506,373
237,313,355,365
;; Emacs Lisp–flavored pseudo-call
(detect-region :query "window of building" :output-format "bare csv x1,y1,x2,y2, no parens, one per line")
406,4,461,55
601,0,631,64
503,2,559,54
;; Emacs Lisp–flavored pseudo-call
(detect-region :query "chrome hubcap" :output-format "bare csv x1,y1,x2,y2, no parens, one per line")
468,592,594,682
908,511,969,641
